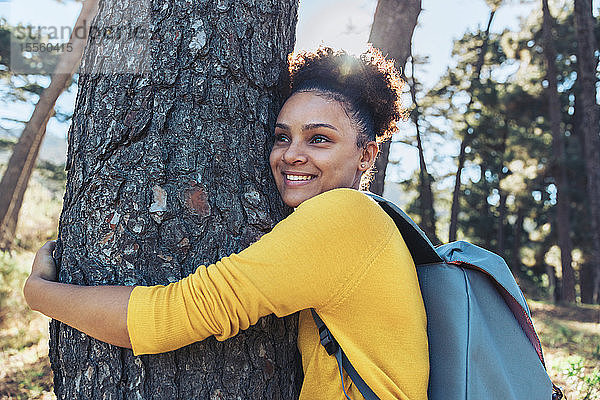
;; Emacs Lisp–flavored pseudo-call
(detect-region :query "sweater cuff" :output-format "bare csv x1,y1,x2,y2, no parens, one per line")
126,284,193,356
127,285,153,355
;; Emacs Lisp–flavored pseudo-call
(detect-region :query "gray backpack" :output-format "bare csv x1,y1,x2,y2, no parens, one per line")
312,192,563,400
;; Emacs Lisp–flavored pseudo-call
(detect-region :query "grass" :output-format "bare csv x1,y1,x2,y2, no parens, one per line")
0,249,55,400
0,161,62,400
531,300,600,400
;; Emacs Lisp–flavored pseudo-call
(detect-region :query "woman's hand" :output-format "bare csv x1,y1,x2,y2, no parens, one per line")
29,240,58,282
24,240,58,311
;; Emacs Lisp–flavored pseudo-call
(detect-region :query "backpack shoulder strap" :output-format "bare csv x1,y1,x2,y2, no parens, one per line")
311,309,380,400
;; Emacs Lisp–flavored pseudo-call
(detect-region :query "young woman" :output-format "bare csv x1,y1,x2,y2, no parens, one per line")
24,47,429,400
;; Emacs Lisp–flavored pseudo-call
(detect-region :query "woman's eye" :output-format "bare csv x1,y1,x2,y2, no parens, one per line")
275,133,289,142
310,135,329,144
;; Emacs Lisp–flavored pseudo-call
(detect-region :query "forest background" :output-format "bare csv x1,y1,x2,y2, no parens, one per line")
0,0,599,398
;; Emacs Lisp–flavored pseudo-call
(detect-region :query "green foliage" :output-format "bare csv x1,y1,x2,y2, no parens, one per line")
36,160,67,182
592,344,600,361
0,24,61,75
0,251,23,318
0,136,16,151
406,0,600,300
0,24,74,138
562,357,600,400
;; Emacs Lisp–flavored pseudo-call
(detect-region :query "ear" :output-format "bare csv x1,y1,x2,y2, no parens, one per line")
358,141,378,171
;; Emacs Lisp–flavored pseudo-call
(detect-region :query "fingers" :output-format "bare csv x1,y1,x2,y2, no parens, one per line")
31,240,58,282
38,240,57,257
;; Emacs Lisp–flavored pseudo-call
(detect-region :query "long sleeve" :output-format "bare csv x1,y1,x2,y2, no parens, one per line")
127,188,397,355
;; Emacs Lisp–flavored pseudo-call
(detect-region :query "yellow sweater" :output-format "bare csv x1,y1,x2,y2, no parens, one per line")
127,188,429,399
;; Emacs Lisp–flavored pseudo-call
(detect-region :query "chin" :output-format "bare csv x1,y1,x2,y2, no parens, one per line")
283,196,305,208
282,191,317,208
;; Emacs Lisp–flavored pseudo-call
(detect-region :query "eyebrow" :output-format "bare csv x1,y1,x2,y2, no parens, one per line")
275,122,338,132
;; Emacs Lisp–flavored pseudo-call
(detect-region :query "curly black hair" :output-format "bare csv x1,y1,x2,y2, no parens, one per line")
288,46,407,190
287,46,406,148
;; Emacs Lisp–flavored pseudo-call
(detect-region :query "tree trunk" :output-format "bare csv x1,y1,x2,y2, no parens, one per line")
548,265,560,303
574,0,600,304
479,164,494,248
511,209,524,279
497,191,506,253
449,140,467,242
0,0,98,251
409,52,439,244
541,0,576,303
496,123,509,255
580,261,596,304
532,244,558,301
49,1,302,399
1,125,49,245
448,9,496,242
368,0,421,196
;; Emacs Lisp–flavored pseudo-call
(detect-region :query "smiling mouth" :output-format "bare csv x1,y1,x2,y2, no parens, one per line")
281,172,317,186
284,173,316,182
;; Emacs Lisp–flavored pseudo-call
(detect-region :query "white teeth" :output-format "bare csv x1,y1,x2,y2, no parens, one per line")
286,174,313,181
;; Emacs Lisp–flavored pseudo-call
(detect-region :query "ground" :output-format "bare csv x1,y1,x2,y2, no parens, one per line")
531,301,600,399
0,251,54,400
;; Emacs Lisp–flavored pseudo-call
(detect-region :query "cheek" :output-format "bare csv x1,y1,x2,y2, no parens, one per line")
330,147,361,173
269,149,279,174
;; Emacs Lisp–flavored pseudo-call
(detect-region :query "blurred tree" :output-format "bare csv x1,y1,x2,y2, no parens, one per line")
574,0,600,304
368,0,421,195
408,50,440,244
0,0,97,250
0,25,52,106
448,3,499,242
421,0,596,301
541,0,575,302
49,1,302,398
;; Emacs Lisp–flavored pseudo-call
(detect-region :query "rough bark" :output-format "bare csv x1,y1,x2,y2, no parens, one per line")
0,0,98,250
368,0,421,196
448,9,495,242
409,52,439,244
574,0,600,304
541,0,576,303
49,1,302,399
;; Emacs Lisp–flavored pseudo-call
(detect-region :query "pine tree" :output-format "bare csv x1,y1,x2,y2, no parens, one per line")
49,1,303,398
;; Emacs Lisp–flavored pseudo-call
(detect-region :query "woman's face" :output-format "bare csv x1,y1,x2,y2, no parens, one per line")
269,91,377,208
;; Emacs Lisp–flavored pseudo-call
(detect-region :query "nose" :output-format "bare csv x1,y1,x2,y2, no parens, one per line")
282,141,307,165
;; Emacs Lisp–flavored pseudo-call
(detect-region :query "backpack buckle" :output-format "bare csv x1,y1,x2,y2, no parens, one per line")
318,326,339,355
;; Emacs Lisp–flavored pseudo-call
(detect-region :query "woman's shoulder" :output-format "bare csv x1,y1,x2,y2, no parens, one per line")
298,188,375,210
293,188,394,232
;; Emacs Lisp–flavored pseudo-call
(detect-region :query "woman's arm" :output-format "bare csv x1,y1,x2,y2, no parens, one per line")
23,241,133,349
24,189,393,355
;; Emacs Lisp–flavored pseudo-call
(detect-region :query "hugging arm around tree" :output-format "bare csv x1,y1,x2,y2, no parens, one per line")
127,188,429,400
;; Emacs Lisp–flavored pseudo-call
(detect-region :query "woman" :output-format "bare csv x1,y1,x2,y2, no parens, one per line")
24,47,429,400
